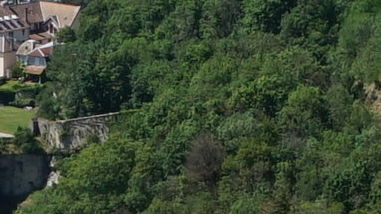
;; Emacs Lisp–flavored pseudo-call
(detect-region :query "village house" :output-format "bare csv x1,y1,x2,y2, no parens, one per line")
0,0,80,79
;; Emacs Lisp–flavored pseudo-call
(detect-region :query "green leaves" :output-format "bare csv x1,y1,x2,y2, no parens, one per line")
279,85,327,138
242,0,297,33
24,0,381,213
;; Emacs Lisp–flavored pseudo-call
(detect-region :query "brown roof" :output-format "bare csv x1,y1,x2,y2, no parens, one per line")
0,4,28,32
17,40,54,56
9,2,43,24
29,32,52,41
40,1,80,27
29,48,44,57
0,18,28,32
8,1,80,28
29,33,44,40
29,46,52,57
25,65,45,75
40,46,53,55
0,5,16,17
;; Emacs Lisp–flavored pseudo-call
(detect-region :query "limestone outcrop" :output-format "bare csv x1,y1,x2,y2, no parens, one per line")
32,112,120,153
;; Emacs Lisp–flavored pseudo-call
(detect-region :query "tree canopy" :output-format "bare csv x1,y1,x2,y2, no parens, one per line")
16,0,381,213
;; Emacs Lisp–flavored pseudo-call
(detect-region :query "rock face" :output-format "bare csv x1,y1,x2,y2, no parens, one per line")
33,112,120,153
365,83,381,113
0,154,50,213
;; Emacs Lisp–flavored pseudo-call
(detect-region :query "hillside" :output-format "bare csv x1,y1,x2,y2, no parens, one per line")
16,0,381,213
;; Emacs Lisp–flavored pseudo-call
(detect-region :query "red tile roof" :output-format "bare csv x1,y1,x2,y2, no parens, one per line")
25,65,45,75
29,48,44,57
40,46,53,55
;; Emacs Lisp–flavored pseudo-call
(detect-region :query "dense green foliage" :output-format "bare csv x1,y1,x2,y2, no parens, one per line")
0,127,44,154
18,0,381,213
0,80,42,107
12,127,44,154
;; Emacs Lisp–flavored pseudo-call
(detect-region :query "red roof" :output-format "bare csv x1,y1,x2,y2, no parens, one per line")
41,47,53,55
24,65,45,75
29,49,44,57
28,46,53,57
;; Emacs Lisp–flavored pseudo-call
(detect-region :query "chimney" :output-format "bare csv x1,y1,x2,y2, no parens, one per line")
0,1,7,7
25,7,28,24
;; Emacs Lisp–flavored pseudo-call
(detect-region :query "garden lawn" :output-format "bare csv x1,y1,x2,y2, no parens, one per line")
0,106,35,134
0,80,19,92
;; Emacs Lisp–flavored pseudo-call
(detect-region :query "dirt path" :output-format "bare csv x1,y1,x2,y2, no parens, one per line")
0,133,14,138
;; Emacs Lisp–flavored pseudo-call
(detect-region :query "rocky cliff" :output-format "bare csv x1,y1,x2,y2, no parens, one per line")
33,112,120,154
0,154,50,213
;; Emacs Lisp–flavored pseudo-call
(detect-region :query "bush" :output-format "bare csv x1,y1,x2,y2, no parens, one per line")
10,84,42,107
56,27,76,43
0,90,15,105
12,61,24,78
13,127,44,154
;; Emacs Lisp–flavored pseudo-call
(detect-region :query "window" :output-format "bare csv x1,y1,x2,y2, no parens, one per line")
27,57,47,66
9,32,14,50
18,55,28,65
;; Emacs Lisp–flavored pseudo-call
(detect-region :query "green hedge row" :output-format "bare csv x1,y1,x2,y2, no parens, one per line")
0,90,15,105
11,86,42,107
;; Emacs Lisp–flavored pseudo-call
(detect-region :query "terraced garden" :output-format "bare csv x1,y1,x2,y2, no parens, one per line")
0,106,35,134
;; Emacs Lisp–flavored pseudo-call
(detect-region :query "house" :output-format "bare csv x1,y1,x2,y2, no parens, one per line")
0,0,80,78
17,40,53,82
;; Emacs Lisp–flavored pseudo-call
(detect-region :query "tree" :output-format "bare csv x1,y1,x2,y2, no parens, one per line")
278,85,327,139
185,133,225,184
56,27,77,43
241,0,296,33
13,127,44,154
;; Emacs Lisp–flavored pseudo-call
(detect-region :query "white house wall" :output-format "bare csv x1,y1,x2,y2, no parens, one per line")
0,29,28,78
0,54,4,77
0,51,17,78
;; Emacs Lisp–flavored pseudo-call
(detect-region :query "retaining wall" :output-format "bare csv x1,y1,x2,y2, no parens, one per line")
33,112,120,153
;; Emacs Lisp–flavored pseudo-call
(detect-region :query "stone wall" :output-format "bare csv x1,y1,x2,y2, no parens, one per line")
0,154,50,213
34,112,120,153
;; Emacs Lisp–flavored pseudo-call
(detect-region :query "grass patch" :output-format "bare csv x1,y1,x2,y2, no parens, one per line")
0,106,35,134
0,80,40,92
0,80,19,92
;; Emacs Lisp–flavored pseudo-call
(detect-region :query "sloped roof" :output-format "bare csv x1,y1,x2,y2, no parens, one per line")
0,18,28,32
16,39,35,55
40,46,53,55
17,40,54,57
29,42,54,57
8,1,80,28
0,5,15,17
29,31,52,41
9,2,43,24
29,48,44,57
25,65,45,75
40,1,80,28
0,4,28,32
